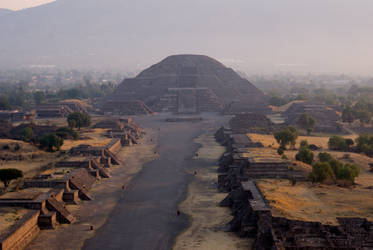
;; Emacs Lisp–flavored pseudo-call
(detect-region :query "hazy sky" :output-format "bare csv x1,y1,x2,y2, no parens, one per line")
0,0,54,10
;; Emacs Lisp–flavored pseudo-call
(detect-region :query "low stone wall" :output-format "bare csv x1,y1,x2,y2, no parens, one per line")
0,210,40,250
105,138,122,154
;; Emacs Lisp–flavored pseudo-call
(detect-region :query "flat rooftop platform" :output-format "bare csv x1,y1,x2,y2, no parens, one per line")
257,179,373,225
0,188,52,200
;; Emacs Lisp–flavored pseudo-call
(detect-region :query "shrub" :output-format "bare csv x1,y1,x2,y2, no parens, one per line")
296,142,314,164
356,135,373,157
20,127,33,142
299,140,309,149
67,112,91,130
0,169,23,188
297,113,317,135
274,126,298,149
309,153,360,184
39,134,64,152
309,162,335,183
318,152,333,162
56,127,80,140
277,147,284,155
328,136,348,151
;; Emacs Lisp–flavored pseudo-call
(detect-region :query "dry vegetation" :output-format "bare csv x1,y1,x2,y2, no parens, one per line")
257,150,373,225
248,133,357,150
0,207,28,235
60,128,111,151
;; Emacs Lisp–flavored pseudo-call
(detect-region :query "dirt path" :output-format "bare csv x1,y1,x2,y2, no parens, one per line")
83,115,213,250
173,133,251,250
25,128,158,250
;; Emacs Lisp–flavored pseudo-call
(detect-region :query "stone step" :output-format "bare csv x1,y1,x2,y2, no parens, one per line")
46,197,75,224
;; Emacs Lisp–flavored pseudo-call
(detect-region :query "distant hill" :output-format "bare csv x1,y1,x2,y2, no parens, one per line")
0,8,12,16
0,0,373,73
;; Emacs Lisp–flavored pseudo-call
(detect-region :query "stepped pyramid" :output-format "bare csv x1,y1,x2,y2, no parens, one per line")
104,55,269,114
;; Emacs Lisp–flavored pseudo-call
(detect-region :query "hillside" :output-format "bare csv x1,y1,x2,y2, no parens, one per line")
0,0,373,73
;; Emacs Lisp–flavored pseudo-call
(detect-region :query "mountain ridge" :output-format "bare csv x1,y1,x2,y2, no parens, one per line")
0,0,373,73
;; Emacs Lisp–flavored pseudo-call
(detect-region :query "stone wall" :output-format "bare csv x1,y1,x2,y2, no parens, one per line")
0,211,40,250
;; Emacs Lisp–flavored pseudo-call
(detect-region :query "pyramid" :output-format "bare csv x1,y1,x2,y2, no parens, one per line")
104,55,269,114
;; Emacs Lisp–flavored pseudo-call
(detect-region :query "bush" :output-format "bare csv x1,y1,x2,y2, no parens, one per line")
309,162,335,183
328,136,348,151
297,113,317,135
20,127,33,142
309,153,360,184
0,169,23,188
282,154,288,160
67,112,91,130
295,141,314,164
318,152,333,162
274,126,298,149
56,127,80,140
277,147,284,155
356,135,373,157
39,134,64,152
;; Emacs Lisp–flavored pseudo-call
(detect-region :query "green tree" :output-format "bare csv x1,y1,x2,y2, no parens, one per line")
39,134,64,152
0,169,23,188
308,162,334,183
342,106,355,124
297,113,317,135
328,136,348,151
67,112,91,130
355,135,373,156
56,127,79,140
318,152,333,162
296,142,314,164
20,127,33,142
274,126,299,149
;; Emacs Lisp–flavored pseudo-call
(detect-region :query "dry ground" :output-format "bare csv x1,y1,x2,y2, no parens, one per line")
0,207,28,235
248,133,357,150
257,145,373,225
60,128,112,151
174,134,251,250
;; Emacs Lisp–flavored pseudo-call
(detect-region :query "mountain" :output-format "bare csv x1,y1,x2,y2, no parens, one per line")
106,54,269,114
1,0,373,73
0,8,13,16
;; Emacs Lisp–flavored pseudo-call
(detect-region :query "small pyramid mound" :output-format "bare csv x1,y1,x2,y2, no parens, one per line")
104,55,269,114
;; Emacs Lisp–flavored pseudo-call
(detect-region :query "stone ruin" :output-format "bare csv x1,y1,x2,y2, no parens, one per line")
228,113,275,134
215,127,373,249
0,118,144,250
283,101,344,133
216,132,305,193
222,181,373,249
104,55,270,115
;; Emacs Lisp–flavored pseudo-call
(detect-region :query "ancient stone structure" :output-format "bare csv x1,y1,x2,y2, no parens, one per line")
102,100,152,115
222,181,373,249
216,130,305,193
0,110,35,122
104,55,270,114
215,125,373,249
35,104,73,118
0,210,40,250
283,101,343,133
229,113,275,134
0,115,144,249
